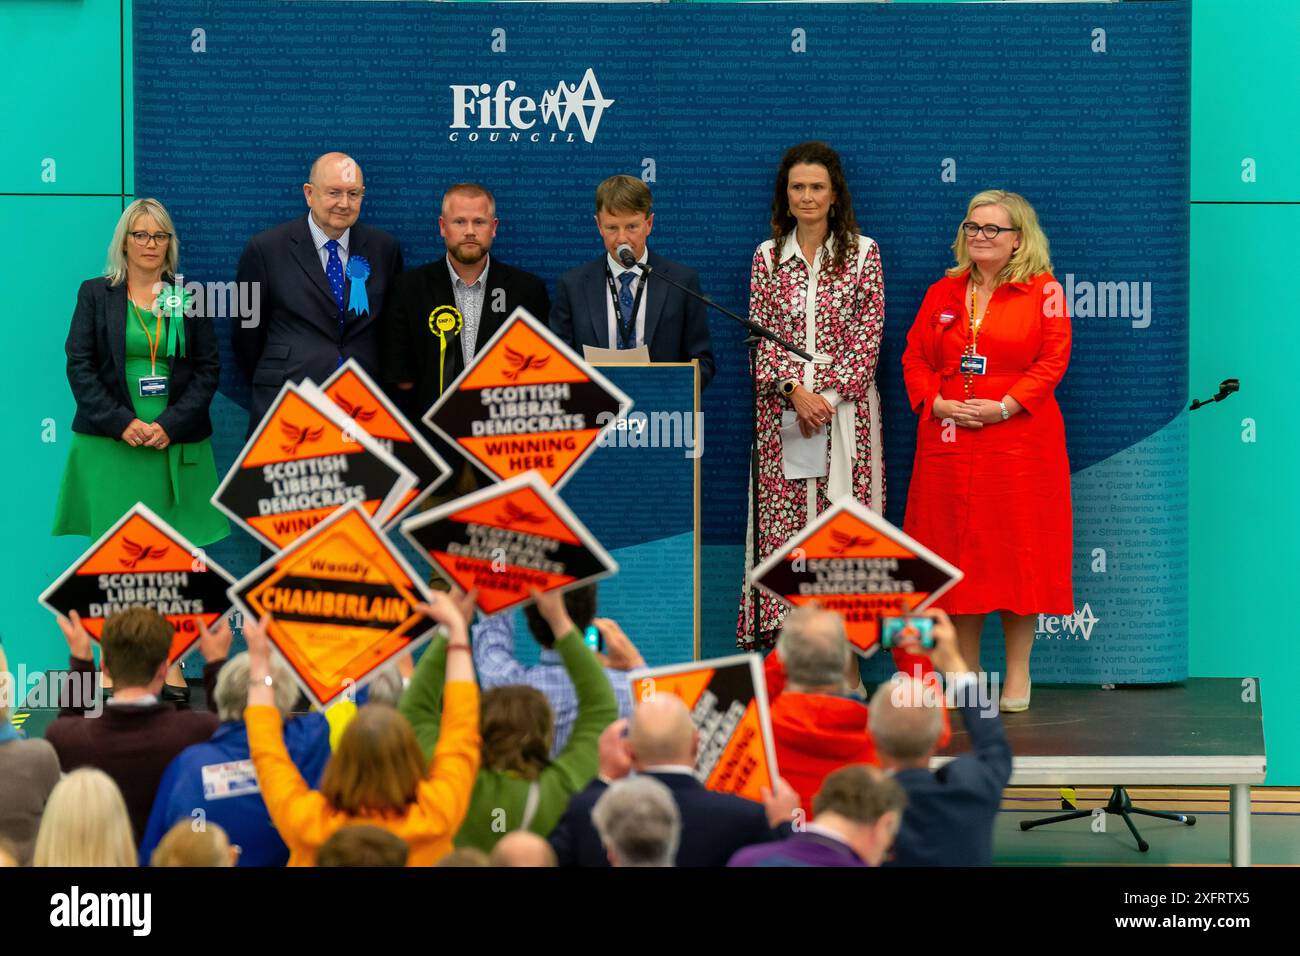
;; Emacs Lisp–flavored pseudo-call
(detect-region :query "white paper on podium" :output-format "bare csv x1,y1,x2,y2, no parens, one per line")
584,344,651,364
780,410,829,479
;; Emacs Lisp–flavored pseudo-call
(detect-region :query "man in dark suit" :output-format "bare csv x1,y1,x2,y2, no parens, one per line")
233,152,403,432
380,182,550,492
870,609,1012,866
550,175,714,389
548,693,797,867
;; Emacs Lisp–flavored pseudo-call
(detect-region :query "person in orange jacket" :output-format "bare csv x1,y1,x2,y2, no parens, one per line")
763,605,950,809
243,590,481,866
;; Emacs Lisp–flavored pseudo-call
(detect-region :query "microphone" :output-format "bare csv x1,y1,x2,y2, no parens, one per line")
615,244,637,269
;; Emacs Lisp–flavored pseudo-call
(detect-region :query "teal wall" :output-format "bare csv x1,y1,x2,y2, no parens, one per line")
1,0,1295,783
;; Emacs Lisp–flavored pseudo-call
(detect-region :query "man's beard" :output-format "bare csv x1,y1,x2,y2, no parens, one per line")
449,242,487,266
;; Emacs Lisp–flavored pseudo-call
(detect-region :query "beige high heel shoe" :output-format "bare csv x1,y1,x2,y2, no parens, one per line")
1000,681,1031,713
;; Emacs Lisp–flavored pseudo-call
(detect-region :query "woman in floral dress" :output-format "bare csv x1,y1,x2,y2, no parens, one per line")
737,142,885,651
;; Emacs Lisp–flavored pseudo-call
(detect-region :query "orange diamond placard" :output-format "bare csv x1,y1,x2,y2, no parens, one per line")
39,504,236,665
400,471,617,617
319,359,452,526
212,380,416,550
229,503,436,710
626,655,777,803
749,498,963,656
422,306,632,489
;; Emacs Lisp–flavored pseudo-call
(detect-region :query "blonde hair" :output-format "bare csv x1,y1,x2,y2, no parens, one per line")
150,820,234,867
947,189,1052,287
105,198,180,285
33,769,137,867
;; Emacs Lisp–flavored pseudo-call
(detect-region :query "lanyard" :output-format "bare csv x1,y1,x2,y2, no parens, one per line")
604,265,646,348
965,282,988,399
130,300,165,376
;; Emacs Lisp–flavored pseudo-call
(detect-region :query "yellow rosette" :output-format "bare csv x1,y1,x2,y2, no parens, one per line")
428,305,464,393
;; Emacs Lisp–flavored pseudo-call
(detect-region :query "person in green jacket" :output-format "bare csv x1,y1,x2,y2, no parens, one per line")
400,587,619,854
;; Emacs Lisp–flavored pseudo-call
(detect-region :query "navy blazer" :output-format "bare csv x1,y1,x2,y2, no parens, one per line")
66,276,219,444
379,256,551,423
549,252,715,389
232,215,403,429
548,770,775,867
885,699,1013,867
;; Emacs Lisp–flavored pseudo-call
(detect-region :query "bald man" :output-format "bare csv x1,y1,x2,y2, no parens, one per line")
548,696,798,867
489,830,558,868
233,152,404,431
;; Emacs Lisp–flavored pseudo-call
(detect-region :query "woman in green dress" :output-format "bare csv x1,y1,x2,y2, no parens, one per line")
52,198,228,546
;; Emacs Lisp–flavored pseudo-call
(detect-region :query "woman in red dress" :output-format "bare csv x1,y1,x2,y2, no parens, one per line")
901,190,1072,712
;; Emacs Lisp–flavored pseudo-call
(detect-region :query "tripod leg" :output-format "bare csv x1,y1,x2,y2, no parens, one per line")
1118,812,1149,852
1019,809,1093,831
1129,807,1196,826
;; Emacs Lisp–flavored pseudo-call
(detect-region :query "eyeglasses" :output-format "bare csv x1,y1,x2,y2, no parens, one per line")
129,231,172,246
962,222,1020,240
319,188,365,202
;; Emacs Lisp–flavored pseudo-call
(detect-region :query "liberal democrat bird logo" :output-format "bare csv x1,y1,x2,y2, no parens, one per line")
335,394,376,424
280,420,325,455
502,346,550,382
120,537,169,569
828,529,878,556
495,501,549,530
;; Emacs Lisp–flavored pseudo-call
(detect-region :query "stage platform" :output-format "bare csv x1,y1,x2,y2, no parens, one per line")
935,678,1267,865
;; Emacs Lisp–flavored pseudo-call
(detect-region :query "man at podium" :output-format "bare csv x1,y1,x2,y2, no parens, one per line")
549,175,714,389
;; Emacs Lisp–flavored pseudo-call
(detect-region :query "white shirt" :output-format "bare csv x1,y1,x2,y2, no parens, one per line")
447,254,491,364
605,246,649,349
639,764,696,776
106,694,159,707
307,214,350,273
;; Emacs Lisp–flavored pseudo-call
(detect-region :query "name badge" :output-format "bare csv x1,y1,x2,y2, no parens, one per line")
960,353,987,375
138,375,170,397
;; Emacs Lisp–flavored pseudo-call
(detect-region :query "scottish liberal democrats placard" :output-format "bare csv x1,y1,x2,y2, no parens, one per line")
422,306,632,488
229,503,436,710
39,504,235,665
400,471,617,617
319,359,452,526
749,498,963,656
627,655,778,804
211,380,415,550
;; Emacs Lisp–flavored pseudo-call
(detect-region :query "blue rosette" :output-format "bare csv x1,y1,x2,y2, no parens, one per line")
345,255,371,316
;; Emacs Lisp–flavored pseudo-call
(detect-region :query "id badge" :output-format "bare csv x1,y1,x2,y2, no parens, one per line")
138,375,170,397
960,353,987,375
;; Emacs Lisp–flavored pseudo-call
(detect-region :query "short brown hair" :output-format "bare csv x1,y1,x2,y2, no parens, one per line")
320,705,426,815
101,608,172,688
480,686,553,779
317,825,409,867
595,175,652,216
813,765,907,824
442,182,496,217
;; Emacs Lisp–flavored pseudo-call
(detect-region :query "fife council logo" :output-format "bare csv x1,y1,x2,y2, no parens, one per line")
449,68,614,145
1036,603,1099,641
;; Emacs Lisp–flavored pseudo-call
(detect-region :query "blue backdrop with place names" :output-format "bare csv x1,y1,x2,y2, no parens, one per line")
134,0,1190,681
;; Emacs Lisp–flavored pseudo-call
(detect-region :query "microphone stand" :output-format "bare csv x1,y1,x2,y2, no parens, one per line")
633,258,814,649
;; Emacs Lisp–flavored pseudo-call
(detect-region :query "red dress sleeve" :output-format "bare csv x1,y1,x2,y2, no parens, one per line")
902,282,946,415
1006,273,1072,414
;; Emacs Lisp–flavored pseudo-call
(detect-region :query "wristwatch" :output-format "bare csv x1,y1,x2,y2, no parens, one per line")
779,379,799,397
999,400,1010,421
